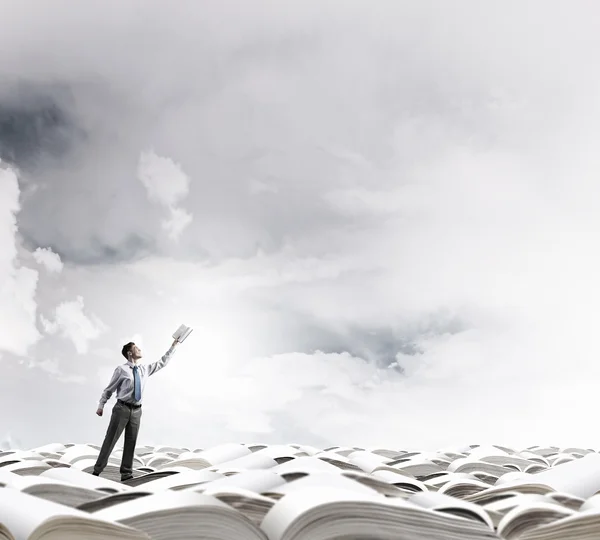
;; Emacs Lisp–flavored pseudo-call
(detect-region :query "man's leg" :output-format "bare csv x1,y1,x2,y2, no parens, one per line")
93,402,130,476
120,405,142,480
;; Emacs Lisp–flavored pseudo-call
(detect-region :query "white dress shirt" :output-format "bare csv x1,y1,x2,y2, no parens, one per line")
98,344,176,410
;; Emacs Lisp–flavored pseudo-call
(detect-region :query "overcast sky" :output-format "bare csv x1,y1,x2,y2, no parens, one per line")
2,0,600,452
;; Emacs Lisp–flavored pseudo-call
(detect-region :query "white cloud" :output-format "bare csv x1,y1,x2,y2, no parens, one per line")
162,206,193,241
32,247,64,273
26,358,86,384
41,295,107,354
2,1,600,450
0,161,41,357
137,150,193,240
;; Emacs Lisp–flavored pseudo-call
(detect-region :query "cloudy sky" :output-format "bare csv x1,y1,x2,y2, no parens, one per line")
1,0,600,452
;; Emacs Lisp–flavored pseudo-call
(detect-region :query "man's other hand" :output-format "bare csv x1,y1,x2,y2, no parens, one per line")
96,408,103,416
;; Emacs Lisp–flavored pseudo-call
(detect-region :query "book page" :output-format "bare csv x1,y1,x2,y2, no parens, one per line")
180,327,193,342
183,443,252,466
497,501,576,539
172,324,186,340
408,490,494,529
438,476,492,496
518,506,600,540
0,469,100,499
264,471,384,497
172,324,193,342
41,467,130,493
530,453,600,498
94,490,230,521
260,487,387,540
2,460,52,474
0,488,144,540
142,469,223,492
577,492,600,511
346,450,388,473
190,469,285,494
271,456,343,474
31,443,68,454
57,444,101,464
210,452,280,473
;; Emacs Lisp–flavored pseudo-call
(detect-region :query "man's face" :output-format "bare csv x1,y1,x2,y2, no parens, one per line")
129,344,142,360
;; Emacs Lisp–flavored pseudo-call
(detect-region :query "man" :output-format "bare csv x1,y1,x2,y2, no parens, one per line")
92,339,178,481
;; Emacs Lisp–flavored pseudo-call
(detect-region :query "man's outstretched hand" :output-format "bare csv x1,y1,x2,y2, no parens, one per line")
172,339,179,347
96,408,103,416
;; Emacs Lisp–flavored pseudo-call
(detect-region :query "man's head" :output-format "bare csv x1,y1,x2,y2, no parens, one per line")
122,342,142,362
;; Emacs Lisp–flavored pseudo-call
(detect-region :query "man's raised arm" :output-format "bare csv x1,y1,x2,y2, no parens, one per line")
96,367,121,416
146,340,179,376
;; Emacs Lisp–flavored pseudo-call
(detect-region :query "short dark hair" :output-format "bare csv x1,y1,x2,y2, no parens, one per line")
122,342,135,359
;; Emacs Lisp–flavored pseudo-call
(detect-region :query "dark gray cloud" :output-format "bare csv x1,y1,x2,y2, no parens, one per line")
0,81,82,166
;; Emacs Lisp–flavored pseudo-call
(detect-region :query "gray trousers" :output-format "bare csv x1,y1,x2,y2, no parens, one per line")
93,400,142,478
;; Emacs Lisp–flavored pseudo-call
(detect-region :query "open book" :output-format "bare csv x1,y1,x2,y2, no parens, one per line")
8,441,600,539
0,488,147,540
171,324,193,343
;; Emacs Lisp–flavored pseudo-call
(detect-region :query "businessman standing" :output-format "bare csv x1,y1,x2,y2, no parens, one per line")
92,339,178,481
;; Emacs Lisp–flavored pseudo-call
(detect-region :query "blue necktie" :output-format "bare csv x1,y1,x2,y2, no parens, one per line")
133,366,141,402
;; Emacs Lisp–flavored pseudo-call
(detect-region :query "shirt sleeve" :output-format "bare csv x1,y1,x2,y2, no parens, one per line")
146,344,177,377
98,367,121,410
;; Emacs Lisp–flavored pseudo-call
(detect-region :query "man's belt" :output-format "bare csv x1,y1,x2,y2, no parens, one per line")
118,399,142,409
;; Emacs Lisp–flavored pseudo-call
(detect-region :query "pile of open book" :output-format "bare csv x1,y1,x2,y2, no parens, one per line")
1,442,600,539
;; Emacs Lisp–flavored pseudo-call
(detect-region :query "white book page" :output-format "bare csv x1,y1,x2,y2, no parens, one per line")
0,488,140,539
251,445,305,459
210,452,279,473
141,469,223,492
94,490,228,521
0,450,44,463
172,324,193,342
57,444,100,464
494,471,533,486
438,476,492,494
32,443,68,454
578,492,600,511
484,493,558,514
371,469,426,489
41,467,130,492
0,469,38,488
189,469,285,494
188,443,252,465
2,460,51,474
271,456,343,474
260,487,386,540
265,471,384,497
345,450,388,473
532,453,600,498
497,501,576,538
160,450,204,462
408,490,494,530
0,470,98,495
172,324,187,340
293,445,321,455
203,485,276,504
518,505,600,539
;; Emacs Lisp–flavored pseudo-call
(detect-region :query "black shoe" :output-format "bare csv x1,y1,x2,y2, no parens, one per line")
92,471,100,476
121,474,133,482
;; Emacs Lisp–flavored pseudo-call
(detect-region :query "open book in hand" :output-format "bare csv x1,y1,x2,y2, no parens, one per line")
172,324,193,343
